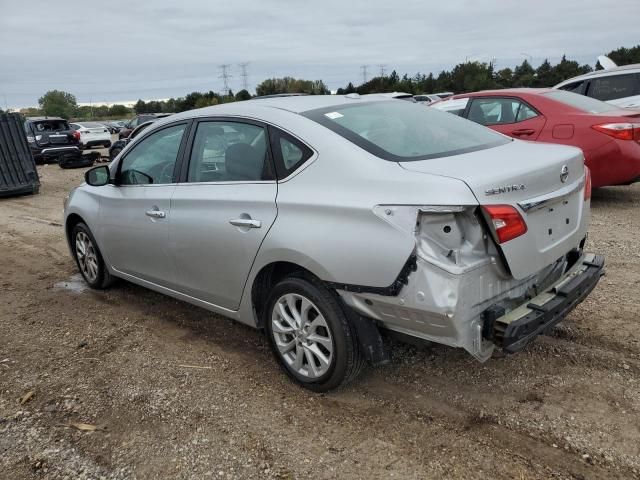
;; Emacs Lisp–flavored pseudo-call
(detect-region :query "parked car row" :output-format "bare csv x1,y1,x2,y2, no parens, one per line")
65,94,604,391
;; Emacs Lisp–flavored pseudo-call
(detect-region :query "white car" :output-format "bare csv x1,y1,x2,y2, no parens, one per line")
554,63,640,110
70,122,112,149
414,92,455,105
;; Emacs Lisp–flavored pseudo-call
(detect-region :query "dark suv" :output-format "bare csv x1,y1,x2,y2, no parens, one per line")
118,113,173,139
24,117,94,168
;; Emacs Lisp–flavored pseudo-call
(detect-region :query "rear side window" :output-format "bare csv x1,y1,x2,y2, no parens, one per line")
542,90,617,113
588,73,639,101
303,101,509,162
269,127,313,178
558,81,585,94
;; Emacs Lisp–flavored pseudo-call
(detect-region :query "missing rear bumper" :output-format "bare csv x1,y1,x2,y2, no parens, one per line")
486,254,604,353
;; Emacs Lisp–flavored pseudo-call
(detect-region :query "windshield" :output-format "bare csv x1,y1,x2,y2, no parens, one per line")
302,100,509,161
543,90,617,113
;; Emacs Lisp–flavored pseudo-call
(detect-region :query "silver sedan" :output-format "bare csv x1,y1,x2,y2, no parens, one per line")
64,95,603,391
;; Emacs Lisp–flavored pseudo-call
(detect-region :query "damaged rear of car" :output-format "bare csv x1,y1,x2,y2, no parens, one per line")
302,100,603,363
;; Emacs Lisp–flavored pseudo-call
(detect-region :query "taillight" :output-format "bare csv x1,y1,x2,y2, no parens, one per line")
482,205,527,244
72,131,81,141
591,123,640,142
584,166,592,200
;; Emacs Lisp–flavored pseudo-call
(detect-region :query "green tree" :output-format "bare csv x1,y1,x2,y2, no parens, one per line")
134,99,147,114
552,55,591,83
534,59,556,87
605,45,640,67
255,77,329,96
109,104,130,117
38,90,77,119
235,89,252,101
512,60,536,87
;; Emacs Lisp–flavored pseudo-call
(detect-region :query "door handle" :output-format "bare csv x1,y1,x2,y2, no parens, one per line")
145,209,166,219
229,218,261,228
511,128,535,136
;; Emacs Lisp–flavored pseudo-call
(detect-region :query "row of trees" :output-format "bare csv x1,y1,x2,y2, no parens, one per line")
337,55,593,95
29,45,639,120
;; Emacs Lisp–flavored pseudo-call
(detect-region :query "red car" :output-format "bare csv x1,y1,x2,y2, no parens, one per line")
432,88,640,188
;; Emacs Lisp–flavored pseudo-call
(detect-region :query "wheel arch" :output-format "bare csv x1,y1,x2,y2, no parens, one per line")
251,261,320,328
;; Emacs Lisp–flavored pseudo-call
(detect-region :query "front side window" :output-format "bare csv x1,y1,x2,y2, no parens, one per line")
118,124,186,185
187,121,270,182
588,73,639,101
303,101,508,162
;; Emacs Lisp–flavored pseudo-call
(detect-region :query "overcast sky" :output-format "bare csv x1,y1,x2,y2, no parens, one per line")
1,0,638,108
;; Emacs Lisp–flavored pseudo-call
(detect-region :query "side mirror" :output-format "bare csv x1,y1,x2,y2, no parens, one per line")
85,165,110,186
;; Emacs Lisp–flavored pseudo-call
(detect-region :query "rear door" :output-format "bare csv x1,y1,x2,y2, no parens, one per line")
466,97,546,140
169,118,278,310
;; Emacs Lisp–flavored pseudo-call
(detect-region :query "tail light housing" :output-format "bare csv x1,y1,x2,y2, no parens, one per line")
482,205,527,244
591,122,640,142
72,131,81,141
584,166,592,200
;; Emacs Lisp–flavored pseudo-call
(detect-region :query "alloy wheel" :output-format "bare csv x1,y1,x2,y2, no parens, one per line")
271,293,334,379
75,231,99,283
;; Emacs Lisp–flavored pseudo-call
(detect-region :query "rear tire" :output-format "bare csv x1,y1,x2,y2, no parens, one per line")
265,276,364,392
71,222,114,289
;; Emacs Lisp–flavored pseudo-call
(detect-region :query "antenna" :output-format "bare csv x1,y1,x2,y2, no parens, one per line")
239,62,249,90
219,64,232,92
377,64,386,77
360,65,369,84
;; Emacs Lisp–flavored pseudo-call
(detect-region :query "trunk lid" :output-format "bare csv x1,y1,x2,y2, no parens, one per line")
399,140,588,279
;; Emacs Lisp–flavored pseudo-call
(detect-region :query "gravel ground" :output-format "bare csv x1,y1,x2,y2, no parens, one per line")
0,165,639,479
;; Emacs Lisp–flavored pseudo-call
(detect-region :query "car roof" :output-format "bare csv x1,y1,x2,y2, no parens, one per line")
555,63,640,86
163,95,392,121
453,88,555,98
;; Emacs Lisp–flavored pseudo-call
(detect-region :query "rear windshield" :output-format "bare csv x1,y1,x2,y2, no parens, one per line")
31,120,69,132
302,100,509,161
543,90,617,113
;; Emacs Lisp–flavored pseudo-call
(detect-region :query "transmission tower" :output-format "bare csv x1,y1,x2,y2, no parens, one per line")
378,64,386,77
360,65,369,83
219,64,232,92
238,63,249,91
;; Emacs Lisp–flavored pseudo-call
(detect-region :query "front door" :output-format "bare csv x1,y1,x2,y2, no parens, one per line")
97,122,189,288
170,119,278,310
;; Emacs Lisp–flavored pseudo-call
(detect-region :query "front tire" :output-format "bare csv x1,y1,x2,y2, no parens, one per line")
71,222,114,289
265,276,364,392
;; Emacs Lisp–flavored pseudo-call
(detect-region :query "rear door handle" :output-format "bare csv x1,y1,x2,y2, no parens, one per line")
229,218,261,228
145,209,166,219
511,128,535,136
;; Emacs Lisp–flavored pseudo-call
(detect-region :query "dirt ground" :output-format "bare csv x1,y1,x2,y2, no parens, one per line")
1,165,639,480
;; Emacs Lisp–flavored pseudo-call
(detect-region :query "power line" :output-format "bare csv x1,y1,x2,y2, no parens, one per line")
360,65,369,83
378,64,387,77
238,62,249,91
219,64,232,92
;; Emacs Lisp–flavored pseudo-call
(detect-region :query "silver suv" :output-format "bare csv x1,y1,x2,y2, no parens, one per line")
64,96,604,391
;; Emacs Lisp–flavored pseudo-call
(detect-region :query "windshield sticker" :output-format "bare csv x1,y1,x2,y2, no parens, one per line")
324,111,344,120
